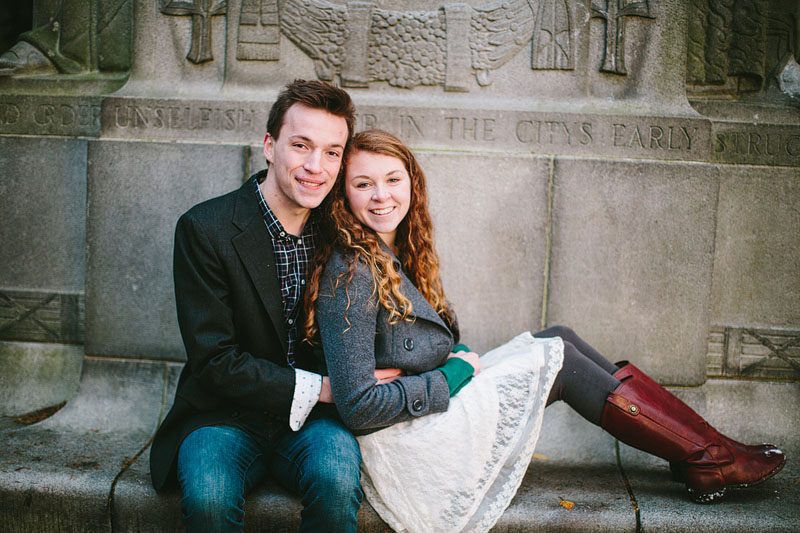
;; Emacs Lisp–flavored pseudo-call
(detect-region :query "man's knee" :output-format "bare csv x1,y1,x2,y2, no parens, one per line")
294,419,364,514
180,480,246,532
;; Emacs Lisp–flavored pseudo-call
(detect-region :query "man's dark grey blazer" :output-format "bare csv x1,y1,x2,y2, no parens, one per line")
150,174,327,491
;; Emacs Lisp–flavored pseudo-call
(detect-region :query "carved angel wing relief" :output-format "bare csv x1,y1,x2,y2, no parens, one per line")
470,0,537,86
281,0,347,80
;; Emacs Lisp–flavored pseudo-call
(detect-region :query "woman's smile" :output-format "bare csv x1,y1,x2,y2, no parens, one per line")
346,150,411,252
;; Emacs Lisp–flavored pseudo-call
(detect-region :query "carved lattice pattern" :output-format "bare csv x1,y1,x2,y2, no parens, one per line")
707,325,800,380
0,290,84,344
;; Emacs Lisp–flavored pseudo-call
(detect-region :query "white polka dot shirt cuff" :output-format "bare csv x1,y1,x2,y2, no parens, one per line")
289,368,322,431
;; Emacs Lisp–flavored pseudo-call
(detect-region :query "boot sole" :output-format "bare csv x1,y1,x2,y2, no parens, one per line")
687,454,787,504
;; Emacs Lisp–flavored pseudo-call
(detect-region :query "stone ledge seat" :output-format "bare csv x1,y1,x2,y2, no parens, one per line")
1,357,798,532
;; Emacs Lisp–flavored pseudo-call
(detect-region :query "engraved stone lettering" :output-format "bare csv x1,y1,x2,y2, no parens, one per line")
161,0,228,64
354,113,379,131
112,103,256,132
590,1,654,75
788,136,800,157
714,131,800,158
34,104,56,126
483,118,495,141
628,126,644,148
613,123,695,151
515,120,537,143
0,103,21,125
444,116,496,141
612,123,626,146
401,115,424,138
649,126,663,149
514,119,592,146
580,122,592,145
79,104,101,127
134,106,149,128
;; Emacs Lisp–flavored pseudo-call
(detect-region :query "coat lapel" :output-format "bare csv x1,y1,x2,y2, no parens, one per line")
231,179,289,354
395,259,452,337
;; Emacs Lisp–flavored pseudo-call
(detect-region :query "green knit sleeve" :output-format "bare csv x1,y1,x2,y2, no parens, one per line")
439,354,475,397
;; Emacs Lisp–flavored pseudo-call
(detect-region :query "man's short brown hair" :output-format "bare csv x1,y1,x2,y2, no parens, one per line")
267,79,355,143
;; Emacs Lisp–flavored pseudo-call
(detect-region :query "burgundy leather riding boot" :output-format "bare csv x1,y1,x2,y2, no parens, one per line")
602,362,786,503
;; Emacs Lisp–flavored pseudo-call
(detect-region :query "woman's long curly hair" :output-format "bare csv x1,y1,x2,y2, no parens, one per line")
303,129,455,342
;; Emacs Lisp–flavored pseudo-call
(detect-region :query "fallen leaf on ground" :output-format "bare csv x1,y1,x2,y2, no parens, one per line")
559,497,575,511
14,402,66,425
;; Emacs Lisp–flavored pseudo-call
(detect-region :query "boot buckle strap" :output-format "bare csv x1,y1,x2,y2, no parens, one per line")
607,392,641,416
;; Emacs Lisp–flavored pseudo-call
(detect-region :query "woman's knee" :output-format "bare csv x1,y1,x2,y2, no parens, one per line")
537,325,577,343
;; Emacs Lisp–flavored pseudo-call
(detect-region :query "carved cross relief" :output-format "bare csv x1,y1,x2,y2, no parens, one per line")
161,0,656,88
161,0,228,64
590,0,654,75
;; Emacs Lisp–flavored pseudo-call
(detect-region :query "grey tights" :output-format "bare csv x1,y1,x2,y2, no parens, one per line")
534,326,621,426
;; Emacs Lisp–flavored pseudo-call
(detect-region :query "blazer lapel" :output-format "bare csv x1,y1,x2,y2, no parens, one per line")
231,179,289,354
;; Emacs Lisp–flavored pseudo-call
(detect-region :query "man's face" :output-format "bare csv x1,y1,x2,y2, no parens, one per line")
263,103,349,216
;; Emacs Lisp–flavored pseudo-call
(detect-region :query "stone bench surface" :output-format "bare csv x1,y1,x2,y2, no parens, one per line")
1,357,798,532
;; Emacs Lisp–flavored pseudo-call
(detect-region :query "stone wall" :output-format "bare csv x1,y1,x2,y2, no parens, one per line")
1,0,798,415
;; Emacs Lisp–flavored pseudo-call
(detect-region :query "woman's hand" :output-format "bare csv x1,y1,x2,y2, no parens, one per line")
320,368,405,403
447,351,481,376
374,367,405,384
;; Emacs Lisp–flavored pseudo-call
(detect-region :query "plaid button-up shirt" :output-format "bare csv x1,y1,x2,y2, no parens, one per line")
253,177,318,365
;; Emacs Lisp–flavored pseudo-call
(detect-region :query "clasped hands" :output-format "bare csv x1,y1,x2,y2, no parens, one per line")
319,350,481,403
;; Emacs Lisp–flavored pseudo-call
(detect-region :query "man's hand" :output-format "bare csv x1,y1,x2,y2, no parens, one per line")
447,351,481,376
374,367,404,385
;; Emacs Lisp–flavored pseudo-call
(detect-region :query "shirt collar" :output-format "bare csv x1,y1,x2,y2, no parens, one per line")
252,176,316,240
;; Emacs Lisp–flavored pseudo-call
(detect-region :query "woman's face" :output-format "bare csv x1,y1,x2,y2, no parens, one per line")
345,150,412,251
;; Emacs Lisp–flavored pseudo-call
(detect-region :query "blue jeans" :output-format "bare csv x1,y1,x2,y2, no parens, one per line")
177,418,363,532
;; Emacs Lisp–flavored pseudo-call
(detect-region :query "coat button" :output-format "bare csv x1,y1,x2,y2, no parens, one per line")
403,338,414,351
412,399,423,411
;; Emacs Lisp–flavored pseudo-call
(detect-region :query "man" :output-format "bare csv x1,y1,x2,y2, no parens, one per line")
150,80,365,532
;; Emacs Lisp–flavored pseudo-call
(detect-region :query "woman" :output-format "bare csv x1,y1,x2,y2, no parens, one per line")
304,130,785,531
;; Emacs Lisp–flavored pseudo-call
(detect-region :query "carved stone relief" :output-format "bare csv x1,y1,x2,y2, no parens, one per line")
238,0,281,61
161,0,228,64
687,0,799,100
590,1,654,75
161,0,657,90
532,0,574,71
707,325,800,380
0,0,133,77
0,290,84,344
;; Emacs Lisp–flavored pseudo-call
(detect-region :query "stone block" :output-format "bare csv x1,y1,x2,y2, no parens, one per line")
416,152,551,354
0,136,87,291
0,358,173,532
710,165,800,328
0,341,83,417
85,140,245,360
547,158,719,385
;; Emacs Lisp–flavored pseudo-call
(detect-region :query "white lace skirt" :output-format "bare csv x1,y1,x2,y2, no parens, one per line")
357,332,564,533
